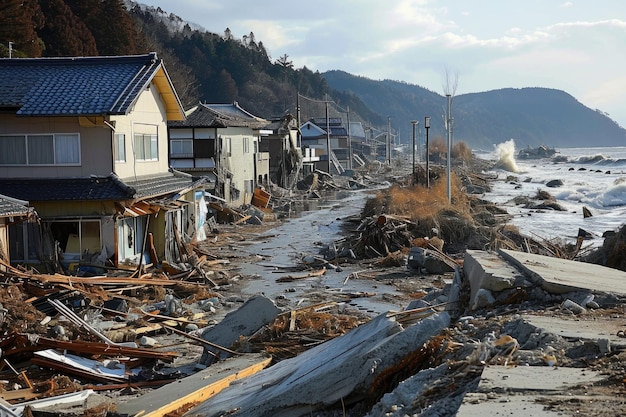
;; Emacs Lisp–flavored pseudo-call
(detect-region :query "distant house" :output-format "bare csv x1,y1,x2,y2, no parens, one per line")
258,114,302,188
347,121,368,166
300,117,350,174
168,102,269,208
0,53,206,271
0,194,36,267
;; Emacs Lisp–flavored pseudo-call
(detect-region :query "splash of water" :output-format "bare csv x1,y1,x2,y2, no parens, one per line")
493,139,520,173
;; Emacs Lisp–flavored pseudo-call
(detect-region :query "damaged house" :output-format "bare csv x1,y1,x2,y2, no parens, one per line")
168,102,270,208
300,117,351,174
0,53,206,272
0,194,36,266
258,113,302,189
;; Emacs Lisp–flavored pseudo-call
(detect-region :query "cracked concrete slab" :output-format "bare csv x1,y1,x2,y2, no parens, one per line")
457,365,603,417
498,249,626,295
521,314,626,349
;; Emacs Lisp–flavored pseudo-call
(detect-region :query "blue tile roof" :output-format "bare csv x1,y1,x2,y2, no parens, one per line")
0,53,163,116
0,176,135,201
0,172,204,203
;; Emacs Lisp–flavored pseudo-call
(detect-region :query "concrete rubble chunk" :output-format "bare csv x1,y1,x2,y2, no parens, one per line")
199,295,281,363
408,247,454,273
116,353,272,417
187,312,451,417
463,249,527,309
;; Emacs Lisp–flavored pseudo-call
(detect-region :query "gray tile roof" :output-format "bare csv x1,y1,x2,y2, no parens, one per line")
169,102,268,129
124,171,202,199
0,53,163,116
0,195,30,217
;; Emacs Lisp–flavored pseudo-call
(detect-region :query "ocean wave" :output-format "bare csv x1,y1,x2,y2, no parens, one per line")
593,182,626,207
570,154,626,167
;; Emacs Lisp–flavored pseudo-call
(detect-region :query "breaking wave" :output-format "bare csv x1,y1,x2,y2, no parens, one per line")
493,139,520,173
593,178,626,207
571,154,626,167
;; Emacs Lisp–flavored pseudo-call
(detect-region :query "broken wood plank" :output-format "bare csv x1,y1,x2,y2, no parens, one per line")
275,267,326,282
234,214,252,225
1,334,178,362
162,325,240,356
115,353,272,417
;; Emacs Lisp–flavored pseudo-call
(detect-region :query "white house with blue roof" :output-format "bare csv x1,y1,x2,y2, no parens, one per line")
0,53,206,271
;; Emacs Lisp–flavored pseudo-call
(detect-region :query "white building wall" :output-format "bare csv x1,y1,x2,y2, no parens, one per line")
112,83,170,180
220,127,257,206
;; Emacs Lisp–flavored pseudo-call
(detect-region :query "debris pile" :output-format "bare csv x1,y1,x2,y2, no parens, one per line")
0,155,624,417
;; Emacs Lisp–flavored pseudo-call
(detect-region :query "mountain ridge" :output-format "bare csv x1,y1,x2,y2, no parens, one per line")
322,70,626,149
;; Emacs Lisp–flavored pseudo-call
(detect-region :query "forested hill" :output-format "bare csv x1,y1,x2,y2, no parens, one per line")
1,0,625,149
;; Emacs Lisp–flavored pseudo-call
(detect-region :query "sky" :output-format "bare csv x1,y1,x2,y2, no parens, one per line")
137,0,626,129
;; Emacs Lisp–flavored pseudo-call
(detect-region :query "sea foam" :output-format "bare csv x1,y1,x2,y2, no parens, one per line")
493,139,520,173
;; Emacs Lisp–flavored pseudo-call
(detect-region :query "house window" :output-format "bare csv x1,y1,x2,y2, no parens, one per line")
221,137,232,156
244,179,254,194
114,133,126,162
48,219,101,261
0,134,80,165
170,139,193,158
134,133,158,161
9,221,41,263
243,137,250,154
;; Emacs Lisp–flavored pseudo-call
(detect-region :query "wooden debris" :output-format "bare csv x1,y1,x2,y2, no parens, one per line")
276,267,326,282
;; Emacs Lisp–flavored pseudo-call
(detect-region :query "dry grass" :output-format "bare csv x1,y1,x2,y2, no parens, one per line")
384,173,470,221
363,173,477,246
429,137,447,154
452,141,473,162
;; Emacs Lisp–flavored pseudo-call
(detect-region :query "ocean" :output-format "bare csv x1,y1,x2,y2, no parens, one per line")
475,141,626,249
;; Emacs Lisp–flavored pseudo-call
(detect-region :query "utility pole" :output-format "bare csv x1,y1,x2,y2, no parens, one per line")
325,98,331,174
347,106,352,170
411,120,418,185
296,93,301,148
446,94,452,203
425,116,431,188
386,116,391,164
417,122,422,163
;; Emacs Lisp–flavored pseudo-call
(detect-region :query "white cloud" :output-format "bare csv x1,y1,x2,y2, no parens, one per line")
137,0,626,127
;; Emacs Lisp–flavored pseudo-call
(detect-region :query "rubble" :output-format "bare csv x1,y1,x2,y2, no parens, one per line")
0,156,624,417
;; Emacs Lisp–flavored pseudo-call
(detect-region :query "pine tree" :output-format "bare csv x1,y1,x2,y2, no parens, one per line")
0,0,44,57
38,0,97,56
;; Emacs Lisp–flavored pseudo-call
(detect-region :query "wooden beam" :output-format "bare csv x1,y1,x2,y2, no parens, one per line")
116,354,272,417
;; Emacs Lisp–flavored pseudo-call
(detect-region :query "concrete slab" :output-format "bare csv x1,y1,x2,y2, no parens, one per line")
457,365,603,417
464,250,527,308
200,294,281,363
476,365,602,392
458,393,561,417
116,353,271,417
522,314,626,348
499,249,626,295
187,312,450,417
